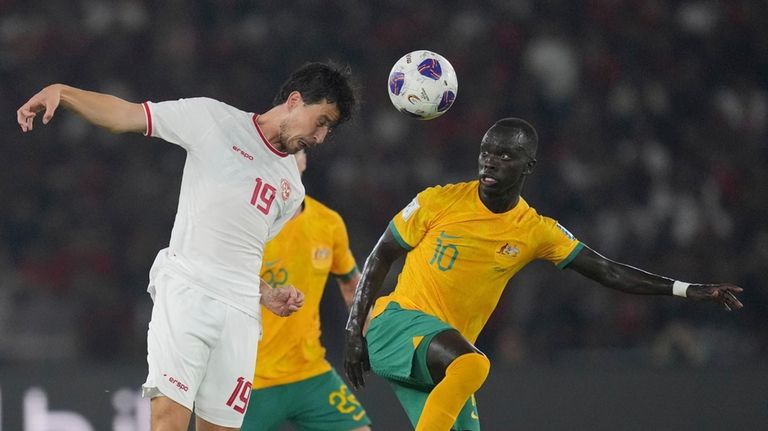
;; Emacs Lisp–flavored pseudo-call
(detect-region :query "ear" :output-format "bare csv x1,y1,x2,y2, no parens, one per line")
523,158,537,175
286,91,304,110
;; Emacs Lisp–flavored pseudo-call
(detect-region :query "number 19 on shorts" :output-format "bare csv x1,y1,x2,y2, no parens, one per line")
226,376,252,414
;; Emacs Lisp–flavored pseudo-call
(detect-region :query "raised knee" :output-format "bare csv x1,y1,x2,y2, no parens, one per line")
446,352,490,392
464,352,491,383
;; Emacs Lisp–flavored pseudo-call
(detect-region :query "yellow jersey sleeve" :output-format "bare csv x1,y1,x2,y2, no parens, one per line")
534,216,584,269
390,186,443,250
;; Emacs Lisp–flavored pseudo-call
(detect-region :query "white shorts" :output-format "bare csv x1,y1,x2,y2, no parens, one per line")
142,271,260,428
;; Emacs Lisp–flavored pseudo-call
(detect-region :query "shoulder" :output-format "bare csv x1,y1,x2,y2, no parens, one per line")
517,197,539,216
518,197,573,235
418,180,476,205
420,180,475,197
162,97,245,116
398,181,475,222
194,97,246,115
516,197,549,224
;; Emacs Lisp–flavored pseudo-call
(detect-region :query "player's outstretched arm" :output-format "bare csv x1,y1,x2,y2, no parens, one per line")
566,245,743,311
260,279,305,317
338,271,362,310
344,229,406,389
17,84,146,134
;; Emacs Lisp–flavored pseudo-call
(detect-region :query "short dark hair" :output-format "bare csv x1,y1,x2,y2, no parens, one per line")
491,117,539,155
493,118,538,144
273,62,359,126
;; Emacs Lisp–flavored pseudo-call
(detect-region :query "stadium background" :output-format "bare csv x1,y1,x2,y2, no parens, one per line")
0,0,766,429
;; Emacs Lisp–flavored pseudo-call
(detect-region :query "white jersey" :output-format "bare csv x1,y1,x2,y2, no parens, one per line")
142,97,304,318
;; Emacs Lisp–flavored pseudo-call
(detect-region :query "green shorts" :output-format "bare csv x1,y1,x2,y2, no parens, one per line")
366,302,481,431
242,369,370,431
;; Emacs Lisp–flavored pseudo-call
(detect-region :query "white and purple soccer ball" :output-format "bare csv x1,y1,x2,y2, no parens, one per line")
387,50,458,120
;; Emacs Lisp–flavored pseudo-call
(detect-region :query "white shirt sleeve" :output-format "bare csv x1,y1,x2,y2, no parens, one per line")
144,97,237,152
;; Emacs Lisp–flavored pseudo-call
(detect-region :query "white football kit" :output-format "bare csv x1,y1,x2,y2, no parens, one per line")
140,98,304,426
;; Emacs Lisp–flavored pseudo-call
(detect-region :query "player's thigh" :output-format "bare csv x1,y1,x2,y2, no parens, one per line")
291,370,371,431
242,383,293,431
425,328,483,384
297,370,370,431
196,414,240,431
143,273,227,411
195,303,260,429
150,396,193,430
365,301,453,388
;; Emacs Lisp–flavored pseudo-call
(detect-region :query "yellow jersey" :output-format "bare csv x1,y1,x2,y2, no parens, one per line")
253,196,357,389
372,181,583,343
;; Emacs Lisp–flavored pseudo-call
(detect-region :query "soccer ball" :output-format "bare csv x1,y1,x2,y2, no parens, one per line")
387,50,458,120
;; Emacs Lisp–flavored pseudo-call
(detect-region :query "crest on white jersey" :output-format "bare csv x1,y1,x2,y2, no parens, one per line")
280,179,292,201
401,196,420,221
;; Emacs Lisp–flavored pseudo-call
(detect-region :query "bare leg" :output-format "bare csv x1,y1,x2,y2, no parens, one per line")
151,396,192,431
426,329,482,383
195,415,241,431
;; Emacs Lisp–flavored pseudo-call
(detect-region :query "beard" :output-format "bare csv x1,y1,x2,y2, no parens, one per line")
276,120,303,154
275,120,289,153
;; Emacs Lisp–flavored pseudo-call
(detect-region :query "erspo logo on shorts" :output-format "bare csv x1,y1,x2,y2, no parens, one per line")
164,373,189,392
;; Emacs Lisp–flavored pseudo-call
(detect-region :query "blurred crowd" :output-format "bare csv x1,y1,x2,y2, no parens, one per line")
0,0,765,368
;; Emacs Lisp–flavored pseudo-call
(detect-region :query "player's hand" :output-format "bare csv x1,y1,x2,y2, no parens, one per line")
17,84,62,132
686,283,744,311
261,284,305,317
344,329,370,389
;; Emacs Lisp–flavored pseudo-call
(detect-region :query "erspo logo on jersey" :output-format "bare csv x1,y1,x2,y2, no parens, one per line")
232,145,254,160
280,179,292,200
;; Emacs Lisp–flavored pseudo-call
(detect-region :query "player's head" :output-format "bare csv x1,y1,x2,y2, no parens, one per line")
478,118,538,192
272,62,359,154
274,62,358,124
